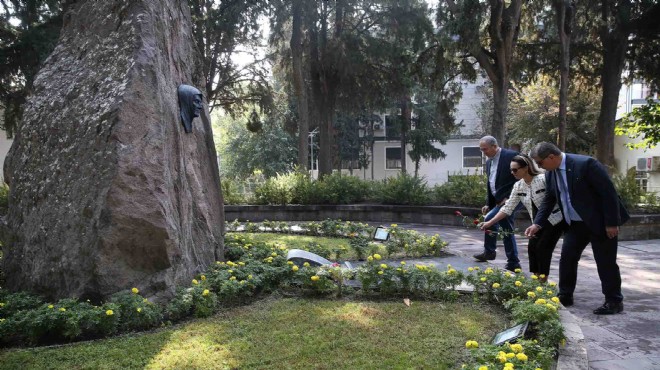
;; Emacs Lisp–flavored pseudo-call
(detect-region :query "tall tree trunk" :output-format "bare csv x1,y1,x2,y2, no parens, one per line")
400,96,411,175
554,0,572,151
596,32,627,167
492,77,509,146
291,0,309,170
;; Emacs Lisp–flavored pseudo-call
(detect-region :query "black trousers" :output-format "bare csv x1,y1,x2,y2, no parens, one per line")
528,221,565,276
559,221,623,303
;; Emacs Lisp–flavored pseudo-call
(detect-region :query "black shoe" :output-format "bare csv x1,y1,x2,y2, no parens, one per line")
557,294,574,307
505,264,522,272
593,301,623,315
473,251,496,262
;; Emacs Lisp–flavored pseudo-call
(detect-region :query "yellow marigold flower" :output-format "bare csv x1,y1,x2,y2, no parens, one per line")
516,353,528,362
531,274,538,280
473,267,480,270
560,339,566,347
48,304,54,309
59,307,66,312
131,287,139,294
480,277,487,282
229,276,237,280
447,264,452,269
374,254,382,260
506,352,515,358
228,270,234,274
510,343,523,353
540,274,546,278
400,261,406,265
497,351,507,363
448,269,457,274
367,256,374,262
549,282,557,287
378,271,384,275
203,289,210,296
478,366,488,370
311,275,320,281
240,280,246,284
106,310,114,316
303,262,310,267
485,268,494,274
551,296,560,303
192,279,199,285
468,267,474,272
216,261,222,265
504,364,514,369
515,280,522,286
271,252,277,257
546,290,554,295
143,298,149,303
239,262,245,266
546,303,557,311
380,263,388,269
287,261,294,265
527,291,536,298
137,307,142,313
396,268,402,272
535,298,547,305
536,286,544,292
201,275,206,280
514,268,522,273
504,271,512,277
391,224,398,227
292,265,299,272
492,283,501,288
465,340,479,349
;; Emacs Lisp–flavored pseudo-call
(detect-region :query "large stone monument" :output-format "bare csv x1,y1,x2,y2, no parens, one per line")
2,0,224,301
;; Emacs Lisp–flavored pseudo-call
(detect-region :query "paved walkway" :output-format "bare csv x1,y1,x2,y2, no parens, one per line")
398,223,660,370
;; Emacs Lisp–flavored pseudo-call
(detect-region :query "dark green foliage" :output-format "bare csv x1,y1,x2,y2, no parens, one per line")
372,173,431,205
0,183,8,216
616,98,660,150
314,173,367,204
433,171,487,207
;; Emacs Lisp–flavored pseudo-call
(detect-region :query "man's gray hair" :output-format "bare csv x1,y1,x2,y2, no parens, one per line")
480,135,498,146
531,142,562,159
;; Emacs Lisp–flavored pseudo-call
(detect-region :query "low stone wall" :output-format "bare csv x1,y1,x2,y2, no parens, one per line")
224,205,660,241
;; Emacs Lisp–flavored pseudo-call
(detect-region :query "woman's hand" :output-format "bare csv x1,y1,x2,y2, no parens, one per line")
479,221,493,230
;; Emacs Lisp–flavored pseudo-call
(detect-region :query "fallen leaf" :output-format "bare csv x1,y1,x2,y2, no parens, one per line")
403,298,411,307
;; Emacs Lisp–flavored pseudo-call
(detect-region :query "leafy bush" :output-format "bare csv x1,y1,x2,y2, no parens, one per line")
371,174,431,205
0,183,8,216
254,173,294,205
221,178,246,205
613,167,644,210
314,172,368,204
433,171,487,207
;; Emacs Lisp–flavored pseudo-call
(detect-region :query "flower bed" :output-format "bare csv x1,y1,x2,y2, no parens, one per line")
0,221,565,370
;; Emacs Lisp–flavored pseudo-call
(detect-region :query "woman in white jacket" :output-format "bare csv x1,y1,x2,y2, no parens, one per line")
481,154,565,281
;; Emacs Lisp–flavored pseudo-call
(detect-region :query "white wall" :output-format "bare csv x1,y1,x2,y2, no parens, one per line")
613,82,660,192
0,129,12,184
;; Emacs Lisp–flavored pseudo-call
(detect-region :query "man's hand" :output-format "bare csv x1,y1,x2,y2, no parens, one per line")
525,224,541,238
479,221,493,230
481,205,489,215
606,226,619,239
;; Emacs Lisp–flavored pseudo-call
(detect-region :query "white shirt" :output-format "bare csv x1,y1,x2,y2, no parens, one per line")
488,148,501,196
500,175,564,225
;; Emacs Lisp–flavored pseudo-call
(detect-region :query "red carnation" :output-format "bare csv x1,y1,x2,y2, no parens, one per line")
485,230,492,235
473,219,480,225
455,211,463,217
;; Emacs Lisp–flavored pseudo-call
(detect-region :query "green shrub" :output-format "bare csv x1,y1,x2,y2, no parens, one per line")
0,183,8,216
221,178,246,205
315,173,368,204
372,173,431,205
613,167,643,210
433,171,487,207
110,291,162,331
254,174,293,205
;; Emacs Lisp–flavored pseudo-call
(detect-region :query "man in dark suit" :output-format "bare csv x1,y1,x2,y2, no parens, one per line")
473,136,521,271
526,142,629,315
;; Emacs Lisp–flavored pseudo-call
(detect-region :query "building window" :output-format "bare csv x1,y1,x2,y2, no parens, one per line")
386,147,402,169
463,146,483,168
385,115,401,140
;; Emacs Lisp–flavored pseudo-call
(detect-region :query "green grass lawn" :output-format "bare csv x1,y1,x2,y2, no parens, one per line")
238,232,383,260
0,297,508,369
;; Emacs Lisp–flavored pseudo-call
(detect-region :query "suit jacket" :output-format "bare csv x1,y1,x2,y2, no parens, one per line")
486,148,518,208
533,153,630,236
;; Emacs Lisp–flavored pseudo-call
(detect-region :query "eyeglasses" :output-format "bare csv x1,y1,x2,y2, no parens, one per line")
535,158,546,167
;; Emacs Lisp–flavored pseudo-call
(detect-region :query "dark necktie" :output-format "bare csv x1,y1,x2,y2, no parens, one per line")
556,169,571,225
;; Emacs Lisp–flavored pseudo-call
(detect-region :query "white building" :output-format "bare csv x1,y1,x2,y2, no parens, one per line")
613,81,660,192
0,129,12,184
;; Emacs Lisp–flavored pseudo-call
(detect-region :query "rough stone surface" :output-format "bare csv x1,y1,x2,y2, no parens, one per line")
2,0,224,301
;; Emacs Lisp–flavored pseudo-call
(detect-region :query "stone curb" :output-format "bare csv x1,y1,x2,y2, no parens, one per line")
442,243,589,370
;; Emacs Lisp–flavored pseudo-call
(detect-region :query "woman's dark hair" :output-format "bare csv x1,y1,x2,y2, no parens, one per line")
511,154,541,176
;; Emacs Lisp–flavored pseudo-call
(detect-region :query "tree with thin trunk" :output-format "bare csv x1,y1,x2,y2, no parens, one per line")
441,0,524,146
553,0,573,151
290,0,309,169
